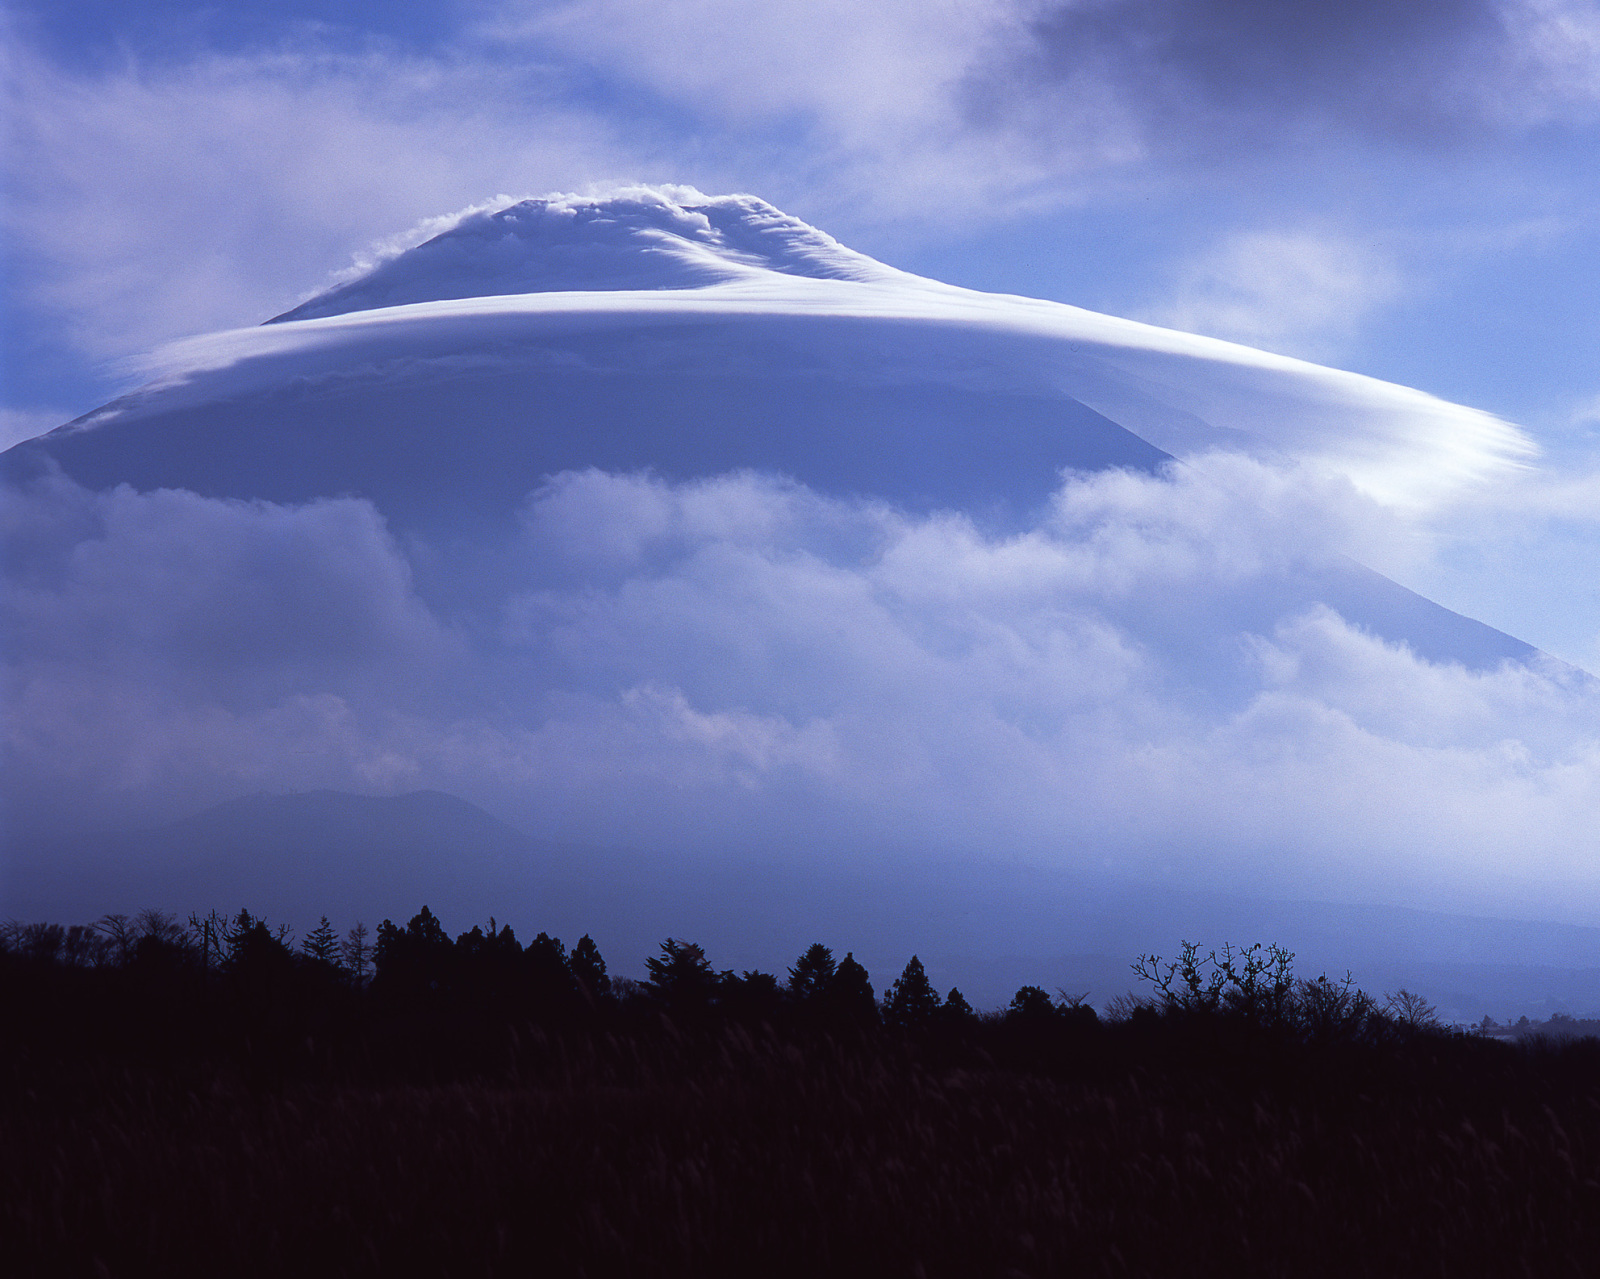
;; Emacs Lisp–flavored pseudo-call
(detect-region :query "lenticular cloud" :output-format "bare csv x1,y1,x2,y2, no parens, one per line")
4,188,1598,919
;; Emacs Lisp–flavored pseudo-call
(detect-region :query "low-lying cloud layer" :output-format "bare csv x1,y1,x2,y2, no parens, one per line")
7,456,1600,921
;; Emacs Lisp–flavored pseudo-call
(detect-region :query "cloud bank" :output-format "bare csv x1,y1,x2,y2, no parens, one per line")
7,456,1600,921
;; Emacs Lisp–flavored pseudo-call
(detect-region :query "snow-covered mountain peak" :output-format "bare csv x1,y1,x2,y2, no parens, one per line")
270,187,907,323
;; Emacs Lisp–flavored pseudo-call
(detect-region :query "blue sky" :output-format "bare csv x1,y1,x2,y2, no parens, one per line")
4,0,1600,666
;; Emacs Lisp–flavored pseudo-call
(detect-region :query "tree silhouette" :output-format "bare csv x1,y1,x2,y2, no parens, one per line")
224,910,294,976
454,920,525,1010
1009,985,1057,1021
720,969,785,1020
883,956,940,1030
302,916,341,968
95,914,139,966
187,910,228,971
825,953,878,1027
787,943,836,1002
342,922,371,986
570,934,611,1002
937,987,976,1028
524,931,578,1010
374,906,453,996
645,938,718,1012
1384,988,1442,1032
60,924,106,969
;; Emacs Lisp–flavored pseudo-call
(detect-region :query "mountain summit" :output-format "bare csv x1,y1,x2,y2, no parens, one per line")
270,188,906,322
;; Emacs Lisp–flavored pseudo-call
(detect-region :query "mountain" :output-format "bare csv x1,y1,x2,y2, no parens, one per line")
1,188,1538,666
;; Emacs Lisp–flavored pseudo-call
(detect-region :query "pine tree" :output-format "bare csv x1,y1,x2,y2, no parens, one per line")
645,938,718,1011
525,931,577,1007
302,916,341,967
570,934,611,1001
826,952,878,1027
373,906,453,994
883,955,939,1030
787,942,836,1001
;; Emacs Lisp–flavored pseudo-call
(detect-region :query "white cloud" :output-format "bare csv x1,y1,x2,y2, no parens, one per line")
7,460,1600,920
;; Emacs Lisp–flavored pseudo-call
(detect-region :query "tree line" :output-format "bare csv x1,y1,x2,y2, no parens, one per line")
0,902,1475,1049
7,904,1599,1276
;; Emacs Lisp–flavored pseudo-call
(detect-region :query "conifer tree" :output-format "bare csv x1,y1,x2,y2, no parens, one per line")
787,943,836,1001
645,938,718,1010
883,955,939,1030
826,952,878,1026
374,906,453,994
302,916,341,967
525,931,577,1006
570,934,611,1001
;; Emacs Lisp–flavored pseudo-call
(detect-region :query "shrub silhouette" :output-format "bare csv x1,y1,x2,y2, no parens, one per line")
1133,940,1296,1025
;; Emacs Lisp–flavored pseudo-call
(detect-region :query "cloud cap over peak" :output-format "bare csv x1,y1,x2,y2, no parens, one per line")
271,186,909,322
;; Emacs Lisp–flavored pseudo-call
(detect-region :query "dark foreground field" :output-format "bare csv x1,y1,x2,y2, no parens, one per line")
4,916,1598,1277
